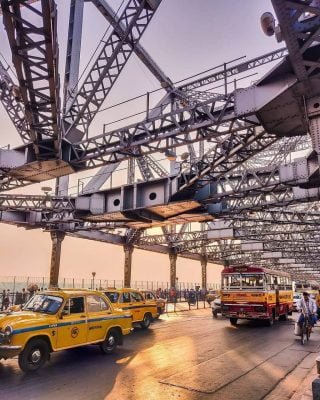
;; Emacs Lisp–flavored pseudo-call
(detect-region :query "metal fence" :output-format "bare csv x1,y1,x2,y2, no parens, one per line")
0,290,212,312
0,276,221,292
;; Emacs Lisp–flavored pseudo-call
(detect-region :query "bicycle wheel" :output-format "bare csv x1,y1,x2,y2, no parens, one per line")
307,325,311,342
301,326,307,345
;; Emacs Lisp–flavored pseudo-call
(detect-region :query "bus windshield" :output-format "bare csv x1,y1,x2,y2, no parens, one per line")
223,274,265,290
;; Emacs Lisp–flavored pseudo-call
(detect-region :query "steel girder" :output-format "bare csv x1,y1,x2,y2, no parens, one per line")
272,0,320,82
91,0,173,90
1,0,60,158
0,59,30,143
63,0,84,115
237,136,311,170
67,94,239,166
0,46,290,192
179,48,288,94
0,194,74,212
136,155,168,181
178,129,278,195
64,0,162,140
0,1,320,280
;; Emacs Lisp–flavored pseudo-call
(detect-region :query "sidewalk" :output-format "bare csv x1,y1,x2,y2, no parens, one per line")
264,325,320,400
290,329,320,400
290,365,316,400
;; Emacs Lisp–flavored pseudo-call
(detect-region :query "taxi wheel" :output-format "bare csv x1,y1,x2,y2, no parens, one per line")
100,330,119,354
140,313,152,329
230,318,238,326
18,338,50,372
279,313,288,321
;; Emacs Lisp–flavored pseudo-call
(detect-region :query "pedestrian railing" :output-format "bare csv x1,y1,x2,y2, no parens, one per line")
0,276,220,292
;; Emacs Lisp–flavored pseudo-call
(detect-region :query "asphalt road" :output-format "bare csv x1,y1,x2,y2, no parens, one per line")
1,310,319,400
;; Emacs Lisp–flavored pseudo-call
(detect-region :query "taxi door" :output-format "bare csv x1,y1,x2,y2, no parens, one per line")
130,291,145,321
57,296,87,349
120,292,139,322
86,294,112,342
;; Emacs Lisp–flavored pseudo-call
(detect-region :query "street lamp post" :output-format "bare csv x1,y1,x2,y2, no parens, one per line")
92,272,96,290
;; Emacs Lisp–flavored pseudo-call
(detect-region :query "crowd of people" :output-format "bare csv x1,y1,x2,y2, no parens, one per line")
1,289,28,310
155,287,208,302
0,285,46,311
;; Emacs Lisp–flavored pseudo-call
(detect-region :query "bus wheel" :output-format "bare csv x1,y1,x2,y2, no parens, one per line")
230,318,238,326
267,313,275,326
279,313,287,321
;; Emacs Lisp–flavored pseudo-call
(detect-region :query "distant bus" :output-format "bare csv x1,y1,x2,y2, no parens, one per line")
221,265,293,326
295,281,319,297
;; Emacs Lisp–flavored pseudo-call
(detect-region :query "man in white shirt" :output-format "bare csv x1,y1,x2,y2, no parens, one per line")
298,292,318,327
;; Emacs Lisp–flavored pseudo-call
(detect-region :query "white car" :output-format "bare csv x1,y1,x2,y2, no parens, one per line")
293,293,302,311
211,297,221,318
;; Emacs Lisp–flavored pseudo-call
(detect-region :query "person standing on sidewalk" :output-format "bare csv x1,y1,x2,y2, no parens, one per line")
316,289,320,319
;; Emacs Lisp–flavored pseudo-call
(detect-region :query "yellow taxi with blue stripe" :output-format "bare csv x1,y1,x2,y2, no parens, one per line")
104,288,158,329
0,289,132,372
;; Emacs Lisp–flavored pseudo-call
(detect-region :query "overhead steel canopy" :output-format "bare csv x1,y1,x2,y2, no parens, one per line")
0,0,320,278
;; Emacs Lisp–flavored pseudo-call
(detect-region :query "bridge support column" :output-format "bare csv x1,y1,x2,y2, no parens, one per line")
123,245,134,288
169,252,177,288
201,256,208,290
49,231,65,288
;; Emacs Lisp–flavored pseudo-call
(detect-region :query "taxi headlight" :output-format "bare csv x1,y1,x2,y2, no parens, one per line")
0,325,13,344
4,325,13,337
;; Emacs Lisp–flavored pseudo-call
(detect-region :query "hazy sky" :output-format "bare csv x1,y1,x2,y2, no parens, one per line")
0,0,281,283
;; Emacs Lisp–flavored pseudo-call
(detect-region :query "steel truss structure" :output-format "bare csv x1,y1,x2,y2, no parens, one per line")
0,0,320,281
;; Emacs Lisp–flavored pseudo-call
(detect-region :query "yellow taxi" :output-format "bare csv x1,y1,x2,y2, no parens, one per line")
104,288,158,328
140,290,166,316
0,289,132,372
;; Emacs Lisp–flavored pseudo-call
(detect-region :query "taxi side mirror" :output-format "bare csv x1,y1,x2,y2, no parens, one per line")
60,310,69,319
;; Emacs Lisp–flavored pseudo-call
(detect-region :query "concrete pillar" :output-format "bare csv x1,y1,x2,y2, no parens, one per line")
201,256,208,289
49,231,65,288
169,252,177,288
123,245,134,288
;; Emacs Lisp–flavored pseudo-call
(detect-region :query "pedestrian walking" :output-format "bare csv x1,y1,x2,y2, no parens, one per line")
316,289,320,319
15,290,23,305
21,288,28,304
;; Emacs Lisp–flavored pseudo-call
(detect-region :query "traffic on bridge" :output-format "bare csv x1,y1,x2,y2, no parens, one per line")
0,0,320,399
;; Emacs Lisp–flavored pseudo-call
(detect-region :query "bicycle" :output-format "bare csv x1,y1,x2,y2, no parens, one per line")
300,313,312,345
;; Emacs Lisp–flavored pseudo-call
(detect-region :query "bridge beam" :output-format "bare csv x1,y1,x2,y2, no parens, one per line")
201,256,208,290
49,231,65,288
169,252,177,288
123,245,134,288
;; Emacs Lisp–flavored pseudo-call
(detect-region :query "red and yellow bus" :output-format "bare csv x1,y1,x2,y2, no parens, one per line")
221,265,293,326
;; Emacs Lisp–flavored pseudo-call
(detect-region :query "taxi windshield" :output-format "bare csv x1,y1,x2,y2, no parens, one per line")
23,294,63,314
105,292,119,303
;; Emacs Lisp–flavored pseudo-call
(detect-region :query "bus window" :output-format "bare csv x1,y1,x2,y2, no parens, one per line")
223,274,241,289
241,275,264,289
266,275,273,290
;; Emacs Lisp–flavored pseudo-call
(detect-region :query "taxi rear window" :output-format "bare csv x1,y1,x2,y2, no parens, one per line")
105,292,119,303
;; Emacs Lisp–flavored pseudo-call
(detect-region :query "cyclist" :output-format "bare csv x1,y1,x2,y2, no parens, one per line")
298,292,317,329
